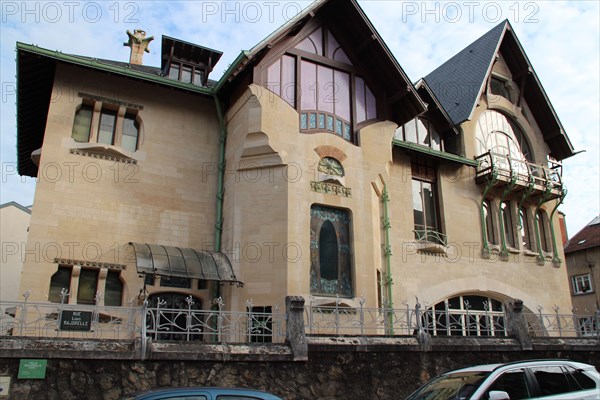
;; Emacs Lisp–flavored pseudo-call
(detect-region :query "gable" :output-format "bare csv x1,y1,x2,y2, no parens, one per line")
220,0,424,131
424,20,574,161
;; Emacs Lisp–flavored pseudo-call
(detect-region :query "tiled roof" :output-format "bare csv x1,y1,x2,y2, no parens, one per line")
423,21,506,125
564,216,600,253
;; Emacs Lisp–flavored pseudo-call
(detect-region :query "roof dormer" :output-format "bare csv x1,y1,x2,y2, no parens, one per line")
161,36,223,87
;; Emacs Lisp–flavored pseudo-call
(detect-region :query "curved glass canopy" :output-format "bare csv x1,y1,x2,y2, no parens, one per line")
130,242,241,286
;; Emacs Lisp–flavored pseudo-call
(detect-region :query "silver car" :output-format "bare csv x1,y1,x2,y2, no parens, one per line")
406,359,600,400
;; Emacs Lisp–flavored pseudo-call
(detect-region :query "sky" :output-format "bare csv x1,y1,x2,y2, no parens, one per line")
1,0,598,238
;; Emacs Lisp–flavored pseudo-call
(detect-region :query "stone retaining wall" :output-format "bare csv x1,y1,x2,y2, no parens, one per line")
0,336,598,399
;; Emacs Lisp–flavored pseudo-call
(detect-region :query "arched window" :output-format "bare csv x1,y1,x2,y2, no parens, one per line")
483,199,497,245
475,110,532,163
310,205,353,297
425,295,506,337
319,221,338,280
265,26,377,143
537,210,551,252
501,201,515,248
519,208,532,251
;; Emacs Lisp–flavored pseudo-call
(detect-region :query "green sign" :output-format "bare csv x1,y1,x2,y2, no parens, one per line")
18,359,47,379
60,310,92,331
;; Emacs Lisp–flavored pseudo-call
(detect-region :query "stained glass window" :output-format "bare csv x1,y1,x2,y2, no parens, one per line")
310,205,353,297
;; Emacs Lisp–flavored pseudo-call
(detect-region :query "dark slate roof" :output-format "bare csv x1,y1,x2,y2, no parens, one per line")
78,56,163,76
564,216,600,254
423,20,575,161
423,21,505,126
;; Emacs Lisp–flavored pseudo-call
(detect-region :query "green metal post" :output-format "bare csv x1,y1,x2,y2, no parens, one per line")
382,183,394,335
533,184,553,265
480,168,499,257
549,188,567,266
498,171,517,259
210,94,228,341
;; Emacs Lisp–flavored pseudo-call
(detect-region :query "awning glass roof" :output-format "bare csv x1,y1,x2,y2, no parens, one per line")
130,242,241,285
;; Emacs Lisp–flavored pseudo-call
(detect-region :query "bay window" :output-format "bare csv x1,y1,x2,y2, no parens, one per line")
265,25,378,144
71,100,141,152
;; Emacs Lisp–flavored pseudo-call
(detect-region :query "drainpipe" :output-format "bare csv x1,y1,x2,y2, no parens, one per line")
381,180,394,335
533,185,553,265
549,188,567,267
213,95,227,253
212,94,227,323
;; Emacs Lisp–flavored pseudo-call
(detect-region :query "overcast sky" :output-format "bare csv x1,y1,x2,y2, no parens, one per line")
1,0,598,237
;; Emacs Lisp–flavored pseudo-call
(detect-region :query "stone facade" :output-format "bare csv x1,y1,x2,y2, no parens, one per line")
0,202,31,304
14,0,577,340
19,64,220,308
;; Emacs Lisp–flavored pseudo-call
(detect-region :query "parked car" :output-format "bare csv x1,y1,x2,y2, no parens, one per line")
123,387,284,400
406,359,600,400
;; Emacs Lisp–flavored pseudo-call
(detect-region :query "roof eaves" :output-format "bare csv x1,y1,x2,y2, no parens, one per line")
246,0,325,57
17,42,213,96
464,22,508,123
212,50,250,94
501,25,574,157
392,139,478,167
0,201,32,214
351,0,425,113
213,1,323,94
418,80,460,135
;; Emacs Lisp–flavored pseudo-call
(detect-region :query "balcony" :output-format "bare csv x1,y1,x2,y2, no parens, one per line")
475,151,564,199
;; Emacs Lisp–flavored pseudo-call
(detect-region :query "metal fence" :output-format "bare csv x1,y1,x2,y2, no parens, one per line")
2,295,599,342
304,298,600,340
0,294,287,343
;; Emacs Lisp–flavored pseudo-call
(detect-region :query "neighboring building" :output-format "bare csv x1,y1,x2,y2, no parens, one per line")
564,216,600,318
15,0,577,338
0,201,31,303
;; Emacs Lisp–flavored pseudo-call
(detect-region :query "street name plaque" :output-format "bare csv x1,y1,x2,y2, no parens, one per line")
60,310,92,331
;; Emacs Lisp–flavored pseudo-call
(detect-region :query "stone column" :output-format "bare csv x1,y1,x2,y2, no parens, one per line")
506,299,532,350
285,296,308,361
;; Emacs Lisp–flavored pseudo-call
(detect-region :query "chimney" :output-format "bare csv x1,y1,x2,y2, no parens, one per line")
124,29,154,65
558,211,568,246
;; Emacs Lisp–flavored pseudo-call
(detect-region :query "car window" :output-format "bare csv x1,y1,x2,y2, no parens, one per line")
216,396,262,400
157,397,207,400
531,366,572,396
161,394,208,400
484,369,530,400
406,372,490,400
564,366,597,390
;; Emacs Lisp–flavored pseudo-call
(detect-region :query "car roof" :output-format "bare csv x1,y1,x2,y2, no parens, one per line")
445,359,595,375
126,387,282,399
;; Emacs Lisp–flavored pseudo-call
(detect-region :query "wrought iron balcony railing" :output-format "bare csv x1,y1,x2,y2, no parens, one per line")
413,229,448,246
475,151,563,199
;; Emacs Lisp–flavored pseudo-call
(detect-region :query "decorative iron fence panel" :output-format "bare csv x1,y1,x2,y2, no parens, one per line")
304,300,600,339
0,296,287,343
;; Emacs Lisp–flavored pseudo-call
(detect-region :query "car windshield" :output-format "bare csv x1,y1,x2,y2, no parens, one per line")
407,371,490,400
